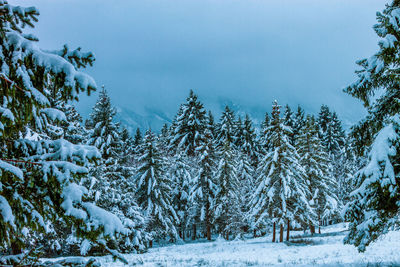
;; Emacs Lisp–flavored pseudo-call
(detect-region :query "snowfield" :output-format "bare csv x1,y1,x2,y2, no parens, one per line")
43,223,400,266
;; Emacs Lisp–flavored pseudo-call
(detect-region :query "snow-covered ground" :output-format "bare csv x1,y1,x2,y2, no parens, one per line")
44,223,400,266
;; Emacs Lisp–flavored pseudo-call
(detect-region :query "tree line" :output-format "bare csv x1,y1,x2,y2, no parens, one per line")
2,0,400,265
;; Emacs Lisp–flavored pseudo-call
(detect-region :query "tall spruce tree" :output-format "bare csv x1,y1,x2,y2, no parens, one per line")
168,151,192,241
190,129,218,241
297,115,338,234
283,104,295,144
250,101,310,242
344,0,400,251
292,105,306,143
170,90,206,156
216,106,236,147
136,130,178,242
214,140,239,240
0,3,131,263
86,89,147,253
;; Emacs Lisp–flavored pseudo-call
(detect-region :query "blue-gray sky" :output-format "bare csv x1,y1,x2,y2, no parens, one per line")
11,0,387,127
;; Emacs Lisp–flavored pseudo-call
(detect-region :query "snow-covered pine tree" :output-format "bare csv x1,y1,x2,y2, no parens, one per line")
133,128,143,148
240,114,260,167
233,116,244,148
190,129,218,241
168,151,192,241
235,149,255,236
170,90,206,156
136,130,178,243
87,87,120,161
86,88,147,253
344,115,400,251
336,138,359,206
318,105,331,137
250,101,310,242
260,112,272,153
206,110,216,138
322,111,346,158
0,2,131,263
168,91,208,239
296,115,338,234
344,0,400,251
292,105,306,143
283,104,295,144
214,140,239,240
216,106,236,147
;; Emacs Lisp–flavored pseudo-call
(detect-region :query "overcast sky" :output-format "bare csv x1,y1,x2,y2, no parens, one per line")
11,0,387,126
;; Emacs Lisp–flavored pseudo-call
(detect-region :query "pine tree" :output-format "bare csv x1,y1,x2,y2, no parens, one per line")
292,105,306,143
260,112,272,153
283,104,295,144
0,3,130,262
250,101,310,242
344,0,400,251
297,115,338,234
136,130,178,242
240,114,260,167
133,128,143,147
322,112,346,158
190,129,218,241
216,106,236,147
233,116,245,148
168,151,192,240
87,87,121,161
345,116,400,251
170,90,206,156
86,89,148,253
318,105,331,137
214,140,239,240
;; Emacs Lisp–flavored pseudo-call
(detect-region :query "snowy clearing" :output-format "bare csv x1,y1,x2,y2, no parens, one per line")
43,223,400,266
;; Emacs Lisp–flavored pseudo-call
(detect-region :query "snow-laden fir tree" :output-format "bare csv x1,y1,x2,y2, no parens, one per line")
344,0,400,251
239,114,260,167
336,138,359,206
345,115,400,251
190,129,218,241
170,90,206,156
233,116,244,148
292,105,306,144
86,89,148,253
216,106,236,147
133,128,142,148
260,112,272,153
234,150,255,236
296,115,338,234
322,112,346,158
283,104,295,144
168,151,192,240
136,130,178,243
250,101,311,242
214,140,240,240
0,2,131,263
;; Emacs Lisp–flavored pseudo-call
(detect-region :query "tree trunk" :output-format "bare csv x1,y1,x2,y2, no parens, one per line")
286,219,290,241
272,222,276,242
11,242,22,254
207,225,211,241
225,231,229,240
279,224,284,242
310,224,315,235
318,214,321,234
254,229,257,238
192,224,196,240
149,240,153,248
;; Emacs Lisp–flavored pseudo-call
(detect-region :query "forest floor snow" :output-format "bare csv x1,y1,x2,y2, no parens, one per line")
46,223,400,266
